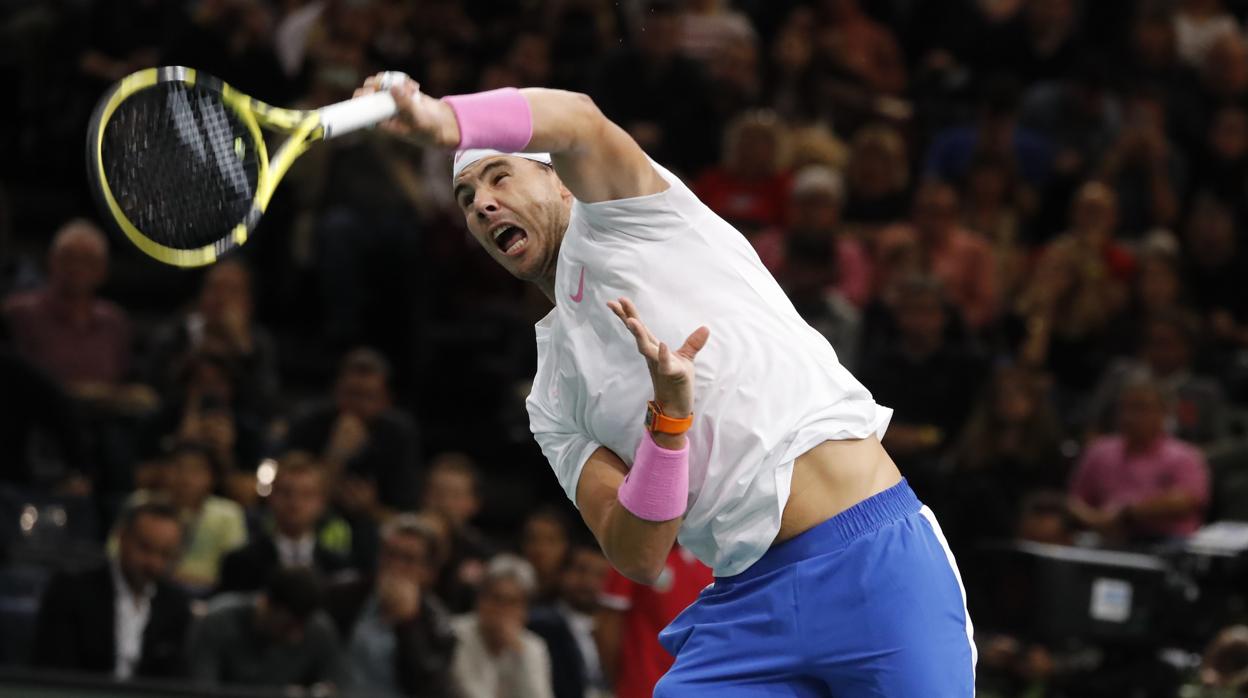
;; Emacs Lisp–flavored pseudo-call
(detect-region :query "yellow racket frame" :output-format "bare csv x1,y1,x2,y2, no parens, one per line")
87,66,325,267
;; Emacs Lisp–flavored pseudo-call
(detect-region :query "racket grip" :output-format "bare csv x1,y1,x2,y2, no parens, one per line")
319,92,398,140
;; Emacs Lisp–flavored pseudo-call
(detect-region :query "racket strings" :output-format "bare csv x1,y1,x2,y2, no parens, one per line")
101,82,260,250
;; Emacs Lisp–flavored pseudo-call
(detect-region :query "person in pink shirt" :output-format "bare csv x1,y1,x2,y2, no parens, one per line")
1069,378,1210,541
875,179,999,330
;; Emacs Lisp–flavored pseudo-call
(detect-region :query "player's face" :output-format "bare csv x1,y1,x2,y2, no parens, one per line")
455,157,572,284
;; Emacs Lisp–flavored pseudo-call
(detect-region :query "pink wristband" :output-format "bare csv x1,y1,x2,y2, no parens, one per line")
617,432,689,522
442,88,534,151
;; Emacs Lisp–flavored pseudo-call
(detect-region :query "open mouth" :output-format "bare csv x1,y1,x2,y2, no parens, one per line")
491,223,529,257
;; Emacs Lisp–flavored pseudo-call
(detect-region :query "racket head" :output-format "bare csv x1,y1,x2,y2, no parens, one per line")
86,67,313,267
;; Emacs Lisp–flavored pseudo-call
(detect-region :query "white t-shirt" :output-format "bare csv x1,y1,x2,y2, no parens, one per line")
526,161,891,577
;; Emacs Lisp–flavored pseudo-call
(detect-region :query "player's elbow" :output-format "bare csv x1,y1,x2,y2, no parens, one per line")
613,557,665,586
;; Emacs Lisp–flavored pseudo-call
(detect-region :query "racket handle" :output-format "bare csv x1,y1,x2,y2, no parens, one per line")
319,91,398,140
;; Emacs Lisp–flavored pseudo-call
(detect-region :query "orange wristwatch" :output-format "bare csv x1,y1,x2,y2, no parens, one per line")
645,400,693,435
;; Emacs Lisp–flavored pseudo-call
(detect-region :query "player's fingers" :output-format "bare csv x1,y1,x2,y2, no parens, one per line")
607,300,626,323
676,326,710,360
626,319,659,360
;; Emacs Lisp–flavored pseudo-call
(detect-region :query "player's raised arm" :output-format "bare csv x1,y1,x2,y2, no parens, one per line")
355,75,666,204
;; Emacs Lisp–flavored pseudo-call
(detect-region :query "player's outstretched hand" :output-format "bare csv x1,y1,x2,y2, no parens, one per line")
607,297,709,419
354,72,461,148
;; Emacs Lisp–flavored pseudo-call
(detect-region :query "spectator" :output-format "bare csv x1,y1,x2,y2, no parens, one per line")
527,545,611,698
146,259,279,417
140,350,266,501
971,0,1085,83
1087,312,1226,446
1019,61,1121,184
1016,181,1133,396
1069,378,1211,543
842,123,910,228
958,154,1032,306
1198,33,1248,108
1106,241,1190,354
1097,85,1185,236
451,555,553,698
858,275,988,499
422,452,494,613
876,179,999,330
285,348,423,536
33,500,190,679
597,545,713,698
815,0,908,96
1190,104,1248,210
3,219,153,413
520,506,572,605
218,453,353,593
331,514,458,698
1196,625,1248,690
1183,193,1248,352
593,0,719,175
947,366,1069,546
121,443,247,593
925,74,1055,188
677,0,755,69
1172,0,1240,69
751,164,872,308
188,567,341,690
0,349,87,493
693,109,792,236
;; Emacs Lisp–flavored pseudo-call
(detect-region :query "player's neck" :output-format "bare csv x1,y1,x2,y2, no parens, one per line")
537,273,556,303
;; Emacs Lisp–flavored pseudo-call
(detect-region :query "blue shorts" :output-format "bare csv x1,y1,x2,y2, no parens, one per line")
655,479,976,697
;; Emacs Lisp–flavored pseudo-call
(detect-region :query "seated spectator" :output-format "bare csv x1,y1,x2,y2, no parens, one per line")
520,506,572,605
593,0,718,175
812,0,907,96
924,75,1054,189
1087,312,1226,445
876,179,999,330
750,164,873,308
778,228,864,371
3,219,153,414
958,154,1033,307
1196,625,1248,690
1188,104,1248,209
1016,181,1132,396
285,348,422,527
451,555,553,698
1182,195,1248,362
948,366,1069,547
188,567,341,691
1173,0,1240,68
692,109,792,236
858,275,988,500
597,545,713,698
145,258,279,417
139,350,266,501
1019,64,1121,184
330,514,458,698
1069,378,1211,543
1097,85,1185,237
0,348,88,494
219,453,353,593
121,443,247,593
423,453,494,613
33,501,190,679
842,123,911,228
1106,240,1189,355
527,545,611,698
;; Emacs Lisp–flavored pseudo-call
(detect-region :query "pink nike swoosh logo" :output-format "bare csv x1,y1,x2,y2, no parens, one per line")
570,266,585,303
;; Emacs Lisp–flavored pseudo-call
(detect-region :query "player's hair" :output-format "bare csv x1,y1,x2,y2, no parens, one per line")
483,554,538,598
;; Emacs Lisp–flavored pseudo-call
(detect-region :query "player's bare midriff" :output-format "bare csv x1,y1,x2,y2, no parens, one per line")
773,436,903,544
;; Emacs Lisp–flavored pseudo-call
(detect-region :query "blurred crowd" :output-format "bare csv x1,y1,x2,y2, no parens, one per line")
4,0,1248,696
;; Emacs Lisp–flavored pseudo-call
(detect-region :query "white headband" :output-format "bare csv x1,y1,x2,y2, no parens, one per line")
452,148,553,183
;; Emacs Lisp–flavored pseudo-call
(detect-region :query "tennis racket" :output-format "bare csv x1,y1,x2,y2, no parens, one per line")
86,66,401,267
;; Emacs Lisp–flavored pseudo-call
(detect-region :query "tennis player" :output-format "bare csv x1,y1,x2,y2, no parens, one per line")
356,75,975,695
